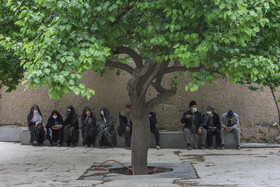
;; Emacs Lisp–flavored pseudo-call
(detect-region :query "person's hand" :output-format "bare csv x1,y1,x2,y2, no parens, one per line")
126,126,131,132
212,127,216,130
226,126,232,132
197,128,202,134
186,115,192,119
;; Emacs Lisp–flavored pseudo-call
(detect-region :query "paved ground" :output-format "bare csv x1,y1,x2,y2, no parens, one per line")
0,142,279,187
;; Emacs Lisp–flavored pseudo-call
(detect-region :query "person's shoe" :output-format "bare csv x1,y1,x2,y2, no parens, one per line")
57,144,62,147
71,144,75,147
220,144,225,150
216,146,221,149
236,145,241,150
32,140,39,146
187,144,192,150
125,147,131,150
200,146,205,150
209,146,213,150
156,145,161,150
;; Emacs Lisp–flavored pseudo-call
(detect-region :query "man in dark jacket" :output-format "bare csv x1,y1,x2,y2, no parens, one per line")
149,111,160,149
203,105,221,149
118,104,132,149
180,101,206,150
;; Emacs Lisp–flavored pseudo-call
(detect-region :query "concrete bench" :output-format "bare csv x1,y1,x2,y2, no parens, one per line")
20,128,238,148
0,126,24,142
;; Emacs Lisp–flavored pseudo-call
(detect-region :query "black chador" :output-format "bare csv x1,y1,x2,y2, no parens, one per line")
27,105,45,145
81,107,97,147
63,106,79,147
46,110,64,146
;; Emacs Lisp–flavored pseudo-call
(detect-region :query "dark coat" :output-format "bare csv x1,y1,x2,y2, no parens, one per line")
63,106,79,130
46,110,63,129
118,110,132,136
180,110,203,132
81,107,97,137
149,111,157,130
202,112,220,130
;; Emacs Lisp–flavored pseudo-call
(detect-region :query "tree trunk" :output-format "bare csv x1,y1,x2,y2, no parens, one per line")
270,86,280,125
129,96,150,175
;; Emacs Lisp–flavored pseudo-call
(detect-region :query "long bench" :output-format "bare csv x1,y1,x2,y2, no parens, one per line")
20,128,237,148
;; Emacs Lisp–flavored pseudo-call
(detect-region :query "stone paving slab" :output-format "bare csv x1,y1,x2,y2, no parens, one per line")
0,142,280,186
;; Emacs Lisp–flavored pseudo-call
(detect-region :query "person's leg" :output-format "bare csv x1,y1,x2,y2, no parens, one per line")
220,128,227,145
151,128,160,146
124,130,132,148
183,128,192,150
206,129,213,148
220,128,227,149
199,129,207,148
36,124,45,145
232,127,241,148
57,128,63,146
183,128,192,145
215,129,221,148
48,128,53,145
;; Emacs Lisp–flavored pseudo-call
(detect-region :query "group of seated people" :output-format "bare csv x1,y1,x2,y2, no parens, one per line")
27,100,240,150
27,104,160,149
181,100,241,150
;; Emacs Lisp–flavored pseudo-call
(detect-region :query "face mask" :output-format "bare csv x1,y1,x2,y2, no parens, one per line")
34,110,38,114
86,111,90,115
53,115,58,119
192,107,197,113
100,111,104,116
207,111,212,115
126,109,131,112
67,109,71,112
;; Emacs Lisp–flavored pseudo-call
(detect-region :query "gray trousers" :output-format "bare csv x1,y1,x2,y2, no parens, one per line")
183,128,207,146
221,127,240,146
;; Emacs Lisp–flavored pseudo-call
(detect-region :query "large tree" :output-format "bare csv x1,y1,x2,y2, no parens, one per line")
1,0,279,174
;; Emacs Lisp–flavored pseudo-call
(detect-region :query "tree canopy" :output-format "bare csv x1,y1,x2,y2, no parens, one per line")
1,0,278,98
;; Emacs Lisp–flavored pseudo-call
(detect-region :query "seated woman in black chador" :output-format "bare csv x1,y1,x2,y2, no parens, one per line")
81,107,97,148
97,107,116,147
27,105,45,145
63,106,79,147
46,110,64,147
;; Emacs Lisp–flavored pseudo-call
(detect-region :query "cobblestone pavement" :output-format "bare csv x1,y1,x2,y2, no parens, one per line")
0,142,279,187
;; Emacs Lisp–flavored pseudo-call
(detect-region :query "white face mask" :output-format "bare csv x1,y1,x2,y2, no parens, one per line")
67,109,71,112
207,111,212,115
100,111,104,116
192,107,197,113
34,110,38,114
53,115,58,119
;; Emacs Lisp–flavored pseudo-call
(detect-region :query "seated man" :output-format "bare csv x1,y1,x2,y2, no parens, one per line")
220,110,241,150
180,101,207,150
203,105,221,149
149,111,160,149
118,104,132,150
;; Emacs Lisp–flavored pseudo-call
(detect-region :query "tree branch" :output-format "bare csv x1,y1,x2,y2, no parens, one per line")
114,46,143,69
105,60,134,75
163,66,201,74
112,6,133,26
146,90,176,111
